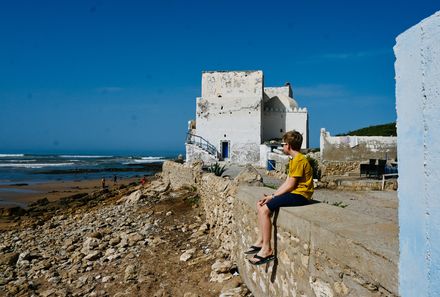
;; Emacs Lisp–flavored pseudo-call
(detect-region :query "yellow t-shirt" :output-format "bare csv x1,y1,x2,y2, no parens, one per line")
288,153,314,199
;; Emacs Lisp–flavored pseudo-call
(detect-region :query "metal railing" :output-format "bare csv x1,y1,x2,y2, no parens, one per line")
185,132,221,159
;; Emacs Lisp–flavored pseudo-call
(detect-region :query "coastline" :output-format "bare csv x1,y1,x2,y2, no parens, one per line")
0,177,140,208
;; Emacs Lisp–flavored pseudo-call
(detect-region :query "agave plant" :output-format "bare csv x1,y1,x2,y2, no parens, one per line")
208,162,226,176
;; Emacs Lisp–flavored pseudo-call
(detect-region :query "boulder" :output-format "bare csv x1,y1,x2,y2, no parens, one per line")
233,165,264,186
180,248,196,262
118,190,143,204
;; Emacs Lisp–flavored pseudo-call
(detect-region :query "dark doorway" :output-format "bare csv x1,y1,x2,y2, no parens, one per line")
221,141,229,159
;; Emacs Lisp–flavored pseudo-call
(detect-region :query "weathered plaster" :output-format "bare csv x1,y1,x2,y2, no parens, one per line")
189,71,309,165
196,71,263,164
320,128,397,161
395,10,440,297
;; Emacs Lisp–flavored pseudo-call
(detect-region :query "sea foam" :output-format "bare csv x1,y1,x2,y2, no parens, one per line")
0,163,75,169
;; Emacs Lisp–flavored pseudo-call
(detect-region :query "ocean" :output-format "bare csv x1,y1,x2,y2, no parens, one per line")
0,153,172,186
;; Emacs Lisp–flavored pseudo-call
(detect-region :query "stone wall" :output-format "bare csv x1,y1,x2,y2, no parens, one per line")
234,187,397,297
321,161,361,177
198,173,235,255
162,161,236,255
320,128,397,162
162,161,397,296
395,10,440,297
162,161,198,190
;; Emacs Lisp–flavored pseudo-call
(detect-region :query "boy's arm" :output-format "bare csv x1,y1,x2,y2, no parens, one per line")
259,177,298,206
273,176,297,196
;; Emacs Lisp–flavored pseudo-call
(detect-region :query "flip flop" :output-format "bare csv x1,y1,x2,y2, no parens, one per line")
248,254,276,266
244,245,262,255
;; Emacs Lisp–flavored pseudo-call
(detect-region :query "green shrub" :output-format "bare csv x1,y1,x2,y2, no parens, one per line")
208,162,226,176
306,156,321,180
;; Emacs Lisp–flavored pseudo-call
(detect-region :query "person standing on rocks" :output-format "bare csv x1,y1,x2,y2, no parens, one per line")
246,130,314,265
101,177,106,189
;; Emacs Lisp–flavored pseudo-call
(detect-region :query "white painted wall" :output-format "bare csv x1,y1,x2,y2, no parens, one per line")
189,71,310,165
395,11,440,297
196,71,263,164
264,86,291,98
286,110,308,148
185,143,218,165
262,110,308,149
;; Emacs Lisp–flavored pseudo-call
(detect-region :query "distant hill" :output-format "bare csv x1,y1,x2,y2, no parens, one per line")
337,122,396,136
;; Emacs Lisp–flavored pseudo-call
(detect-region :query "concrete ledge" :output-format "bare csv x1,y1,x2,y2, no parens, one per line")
236,186,398,296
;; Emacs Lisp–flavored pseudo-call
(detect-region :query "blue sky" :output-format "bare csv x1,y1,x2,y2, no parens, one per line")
0,0,438,154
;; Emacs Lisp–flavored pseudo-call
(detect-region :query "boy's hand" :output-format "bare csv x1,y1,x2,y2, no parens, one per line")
258,194,273,206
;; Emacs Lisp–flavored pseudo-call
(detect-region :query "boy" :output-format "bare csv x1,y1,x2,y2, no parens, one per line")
247,130,314,265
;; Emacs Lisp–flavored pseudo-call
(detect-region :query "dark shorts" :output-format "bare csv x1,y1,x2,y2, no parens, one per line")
266,192,310,212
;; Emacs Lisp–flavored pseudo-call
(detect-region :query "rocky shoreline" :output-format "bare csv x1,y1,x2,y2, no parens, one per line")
0,175,251,297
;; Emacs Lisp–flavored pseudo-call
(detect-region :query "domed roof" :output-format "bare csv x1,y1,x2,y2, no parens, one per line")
264,94,298,111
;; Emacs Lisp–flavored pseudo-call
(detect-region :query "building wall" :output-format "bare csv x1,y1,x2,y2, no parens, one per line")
196,71,263,164
262,110,308,148
286,110,308,148
395,11,440,297
320,128,397,161
264,85,291,98
185,143,218,165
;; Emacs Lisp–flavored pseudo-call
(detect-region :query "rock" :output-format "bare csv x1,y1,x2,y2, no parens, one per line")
233,164,264,186
180,248,196,262
82,237,100,253
39,288,57,297
219,287,243,297
149,180,170,193
87,232,103,239
5,283,19,295
118,190,143,204
210,270,232,283
221,277,242,292
127,233,144,246
29,197,50,207
102,275,113,283
0,206,26,217
0,252,19,266
84,251,102,261
211,259,232,273
165,211,173,216
183,293,199,297
124,264,137,282
109,236,121,246
153,288,167,297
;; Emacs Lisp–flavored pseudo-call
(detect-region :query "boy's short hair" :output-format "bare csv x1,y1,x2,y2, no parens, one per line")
282,130,303,151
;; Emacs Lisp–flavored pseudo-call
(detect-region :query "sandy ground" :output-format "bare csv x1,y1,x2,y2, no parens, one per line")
0,177,140,208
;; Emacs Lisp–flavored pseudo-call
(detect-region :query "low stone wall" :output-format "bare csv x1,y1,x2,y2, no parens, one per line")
162,161,398,296
162,161,236,255
321,161,361,177
234,187,397,297
198,173,235,255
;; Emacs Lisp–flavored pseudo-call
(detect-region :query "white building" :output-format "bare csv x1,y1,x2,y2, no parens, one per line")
186,70,309,166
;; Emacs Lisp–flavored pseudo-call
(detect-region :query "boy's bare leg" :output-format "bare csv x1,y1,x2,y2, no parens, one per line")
255,204,273,257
